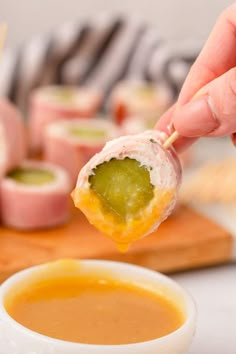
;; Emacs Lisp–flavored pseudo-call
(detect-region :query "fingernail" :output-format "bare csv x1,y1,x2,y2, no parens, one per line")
167,122,175,135
173,96,220,137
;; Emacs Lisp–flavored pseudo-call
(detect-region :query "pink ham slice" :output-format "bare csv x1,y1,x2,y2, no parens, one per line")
28,85,102,152
0,160,71,230
0,98,26,176
43,118,120,185
77,130,181,196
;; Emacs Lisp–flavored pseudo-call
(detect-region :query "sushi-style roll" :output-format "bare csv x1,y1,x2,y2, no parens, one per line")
0,98,26,176
72,130,181,251
44,118,120,185
29,85,102,152
110,80,172,125
0,160,71,230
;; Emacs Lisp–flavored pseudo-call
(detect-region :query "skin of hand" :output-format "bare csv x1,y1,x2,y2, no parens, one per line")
156,3,236,152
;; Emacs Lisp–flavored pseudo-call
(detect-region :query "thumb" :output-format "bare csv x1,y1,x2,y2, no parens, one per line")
172,67,236,138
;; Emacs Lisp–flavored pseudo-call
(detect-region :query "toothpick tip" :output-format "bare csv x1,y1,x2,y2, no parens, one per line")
163,131,179,149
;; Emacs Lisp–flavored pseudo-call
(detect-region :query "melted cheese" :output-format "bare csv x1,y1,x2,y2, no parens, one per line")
72,186,175,251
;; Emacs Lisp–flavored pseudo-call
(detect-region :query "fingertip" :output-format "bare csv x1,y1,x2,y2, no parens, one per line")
173,97,220,137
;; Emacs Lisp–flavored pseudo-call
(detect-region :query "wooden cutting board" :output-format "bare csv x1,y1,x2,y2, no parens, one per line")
0,206,233,283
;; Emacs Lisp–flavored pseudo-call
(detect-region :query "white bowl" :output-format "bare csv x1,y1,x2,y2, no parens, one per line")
0,260,196,354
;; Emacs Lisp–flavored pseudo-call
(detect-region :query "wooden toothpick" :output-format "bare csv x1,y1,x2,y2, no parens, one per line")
163,131,180,149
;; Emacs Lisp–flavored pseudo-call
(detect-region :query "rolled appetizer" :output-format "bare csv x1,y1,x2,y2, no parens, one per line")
110,80,171,125
0,98,26,176
29,85,102,152
0,160,71,230
44,118,120,185
72,131,181,251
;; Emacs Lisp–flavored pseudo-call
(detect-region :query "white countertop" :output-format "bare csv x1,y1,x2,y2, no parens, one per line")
174,137,236,354
172,264,236,354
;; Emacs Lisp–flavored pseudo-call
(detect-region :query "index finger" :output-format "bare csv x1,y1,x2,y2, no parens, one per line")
178,3,236,105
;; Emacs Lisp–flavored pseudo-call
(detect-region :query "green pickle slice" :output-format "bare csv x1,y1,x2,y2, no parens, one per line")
136,86,155,98
52,88,76,102
89,158,154,221
68,126,107,140
8,167,55,186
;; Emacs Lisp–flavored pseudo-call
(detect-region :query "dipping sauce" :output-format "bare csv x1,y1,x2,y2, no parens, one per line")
5,272,184,345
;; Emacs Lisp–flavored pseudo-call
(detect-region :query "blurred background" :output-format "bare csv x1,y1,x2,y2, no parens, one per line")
0,3,236,353
1,0,234,48
0,0,235,261
0,0,235,258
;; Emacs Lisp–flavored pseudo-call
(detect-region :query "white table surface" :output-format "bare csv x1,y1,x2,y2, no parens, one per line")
174,137,236,354
172,264,236,354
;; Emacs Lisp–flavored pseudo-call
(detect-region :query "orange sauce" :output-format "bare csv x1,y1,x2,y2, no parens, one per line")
72,186,175,252
6,274,184,345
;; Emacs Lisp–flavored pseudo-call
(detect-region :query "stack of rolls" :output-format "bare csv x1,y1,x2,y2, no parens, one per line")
44,118,120,185
0,78,183,233
0,97,72,231
29,85,102,152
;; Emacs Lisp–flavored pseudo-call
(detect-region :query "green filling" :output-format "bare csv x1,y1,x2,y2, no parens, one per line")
89,158,154,221
52,88,76,102
7,168,55,186
136,86,155,97
68,127,107,140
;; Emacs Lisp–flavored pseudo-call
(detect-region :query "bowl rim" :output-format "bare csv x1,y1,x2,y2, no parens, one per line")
0,259,197,350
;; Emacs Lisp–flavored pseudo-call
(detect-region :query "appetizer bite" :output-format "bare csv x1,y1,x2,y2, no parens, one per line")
0,98,26,176
44,118,120,185
72,131,181,251
0,160,71,230
110,80,171,125
29,85,102,152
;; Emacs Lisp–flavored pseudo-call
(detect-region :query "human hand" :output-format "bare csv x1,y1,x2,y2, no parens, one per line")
156,4,236,152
